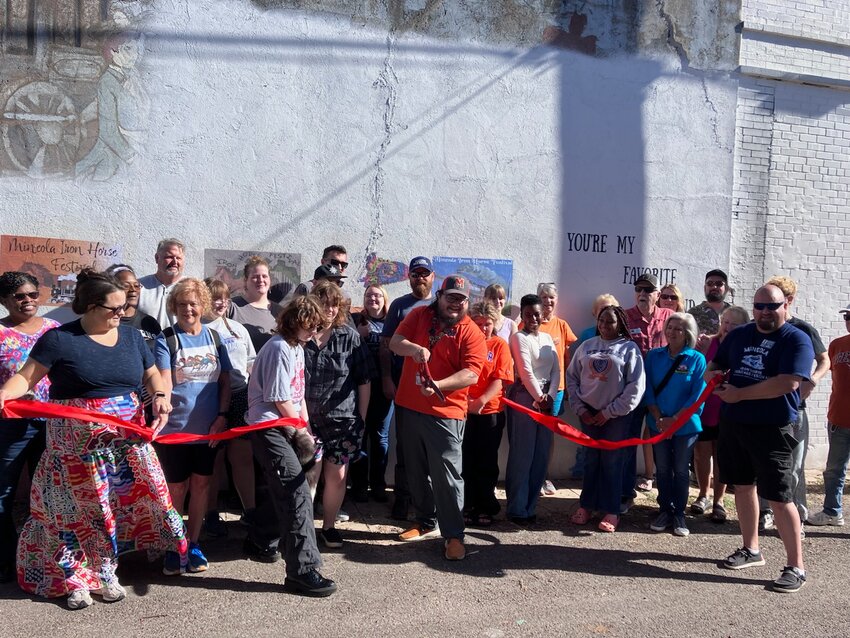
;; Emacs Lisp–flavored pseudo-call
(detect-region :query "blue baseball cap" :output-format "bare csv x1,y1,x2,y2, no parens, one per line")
408,256,432,273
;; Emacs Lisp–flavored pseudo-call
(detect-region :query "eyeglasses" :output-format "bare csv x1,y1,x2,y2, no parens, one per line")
329,258,349,270
753,302,783,311
97,303,130,315
410,271,431,279
444,294,468,304
705,280,726,288
11,291,39,301
660,294,678,301
634,286,656,294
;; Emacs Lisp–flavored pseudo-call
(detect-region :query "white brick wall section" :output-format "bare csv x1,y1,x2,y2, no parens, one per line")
762,84,850,456
740,34,850,84
742,0,850,44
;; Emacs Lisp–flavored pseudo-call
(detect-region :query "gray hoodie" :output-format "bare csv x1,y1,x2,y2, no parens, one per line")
566,336,645,421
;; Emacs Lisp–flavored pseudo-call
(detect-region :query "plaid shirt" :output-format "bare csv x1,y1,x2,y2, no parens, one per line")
304,324,375,419
688,301,731,336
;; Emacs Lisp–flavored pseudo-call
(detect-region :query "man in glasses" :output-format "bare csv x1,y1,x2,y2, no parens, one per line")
389,275,486,561
380,256,435,519
290,245,352,299
689,269,732,350
138,238,185,330
622,273,673,507
754,276,829,532
708,283,814,593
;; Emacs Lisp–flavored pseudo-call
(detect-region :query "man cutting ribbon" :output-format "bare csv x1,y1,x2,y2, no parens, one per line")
389,274,487,561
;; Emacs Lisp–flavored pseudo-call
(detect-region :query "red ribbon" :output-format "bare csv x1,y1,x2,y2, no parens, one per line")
501,374,723,450
1,399,306,444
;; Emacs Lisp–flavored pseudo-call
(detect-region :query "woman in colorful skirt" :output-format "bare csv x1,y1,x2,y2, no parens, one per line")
0,269,186,610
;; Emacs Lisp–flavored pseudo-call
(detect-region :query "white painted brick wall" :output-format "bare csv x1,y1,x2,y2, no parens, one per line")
740,34,850,83
743,0,850,43
732,75,850,464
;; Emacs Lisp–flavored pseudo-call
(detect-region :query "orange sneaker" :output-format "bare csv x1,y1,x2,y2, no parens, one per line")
444,538,466,561
398,524,439,542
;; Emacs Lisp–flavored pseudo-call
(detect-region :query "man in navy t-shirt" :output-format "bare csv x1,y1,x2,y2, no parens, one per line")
708,284,814,593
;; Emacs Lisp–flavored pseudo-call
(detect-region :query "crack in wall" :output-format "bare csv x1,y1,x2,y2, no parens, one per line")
363,29,399,272
654,0,691,73
700,77,723,148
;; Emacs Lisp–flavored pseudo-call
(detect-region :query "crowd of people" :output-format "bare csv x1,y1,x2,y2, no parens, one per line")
0,237,847,606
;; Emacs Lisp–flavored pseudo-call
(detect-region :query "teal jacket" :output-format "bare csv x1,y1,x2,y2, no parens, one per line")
644,347,706,437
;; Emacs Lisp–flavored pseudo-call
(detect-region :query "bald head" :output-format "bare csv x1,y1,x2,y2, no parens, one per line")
753,284,787,333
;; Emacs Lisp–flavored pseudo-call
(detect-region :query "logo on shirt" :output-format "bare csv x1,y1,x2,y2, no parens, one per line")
675,363,690,374
835,351,850,366
760,339,775,350
487,350,494,362
590,356,610,381
741,354,765,372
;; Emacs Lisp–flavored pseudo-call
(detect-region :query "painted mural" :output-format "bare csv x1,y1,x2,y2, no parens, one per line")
0,1,150,180
203,249,301,299
0,234,122,305
359,252,408,288
431,257,513,305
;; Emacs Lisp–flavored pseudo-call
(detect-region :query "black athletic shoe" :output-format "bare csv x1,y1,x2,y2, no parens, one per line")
243,538,280,563
318,527,344,549
284,569,338,597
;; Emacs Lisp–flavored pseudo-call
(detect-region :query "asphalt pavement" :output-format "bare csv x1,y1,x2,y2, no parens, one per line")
2,472,848,638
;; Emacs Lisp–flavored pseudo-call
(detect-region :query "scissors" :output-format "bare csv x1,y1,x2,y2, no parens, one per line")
419,362,446,402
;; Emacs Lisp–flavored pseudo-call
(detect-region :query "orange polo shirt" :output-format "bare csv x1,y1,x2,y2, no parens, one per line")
519,316,578,391
467,335,514,414
394,306,487,420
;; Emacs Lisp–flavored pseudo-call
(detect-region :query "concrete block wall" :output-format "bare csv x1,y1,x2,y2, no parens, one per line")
733,1,850,467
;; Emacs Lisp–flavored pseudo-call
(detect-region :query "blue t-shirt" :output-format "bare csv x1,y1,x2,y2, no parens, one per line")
380,292,432,383
713,322,814,425
643,347,706,436
155,326,232,440
30,321,154,400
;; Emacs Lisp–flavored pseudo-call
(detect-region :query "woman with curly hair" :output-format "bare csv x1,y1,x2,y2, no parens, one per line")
304,281,374,549
154,278,232,575
245,295,337,597
0,269,185,609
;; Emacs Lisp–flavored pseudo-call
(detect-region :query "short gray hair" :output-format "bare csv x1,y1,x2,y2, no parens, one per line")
537,282,557,297
666,312,698,349
156,238,185,255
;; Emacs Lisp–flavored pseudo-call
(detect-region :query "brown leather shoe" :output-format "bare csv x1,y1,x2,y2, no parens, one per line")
398,524,439,542
444,538,466,561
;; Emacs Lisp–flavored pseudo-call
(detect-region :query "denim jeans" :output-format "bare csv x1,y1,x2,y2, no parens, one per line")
653,432,699,517
0,418,45,568
622,405,647,501
579,414,631,515
506,386,553,519
823,424,850,517
350,394,393,494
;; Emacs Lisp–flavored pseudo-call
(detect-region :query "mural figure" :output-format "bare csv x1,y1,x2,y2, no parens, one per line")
75,32,148,181
0,1,149,180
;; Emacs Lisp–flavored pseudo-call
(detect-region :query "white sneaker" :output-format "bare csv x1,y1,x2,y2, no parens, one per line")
807,510,845,526
336,509,350,523
67,590,94,610
95,581,127,602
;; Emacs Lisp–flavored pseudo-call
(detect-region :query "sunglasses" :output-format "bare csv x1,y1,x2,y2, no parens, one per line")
705,280,726,287
659,294,678,301
753,302,783,311
97,302,130,315
328,258,349,270
12,291,40,301
410,271,431,279
634,286,656,293
841,313,850,321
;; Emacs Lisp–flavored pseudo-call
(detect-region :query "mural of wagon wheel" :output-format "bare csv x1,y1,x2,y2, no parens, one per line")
1,81,82,178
